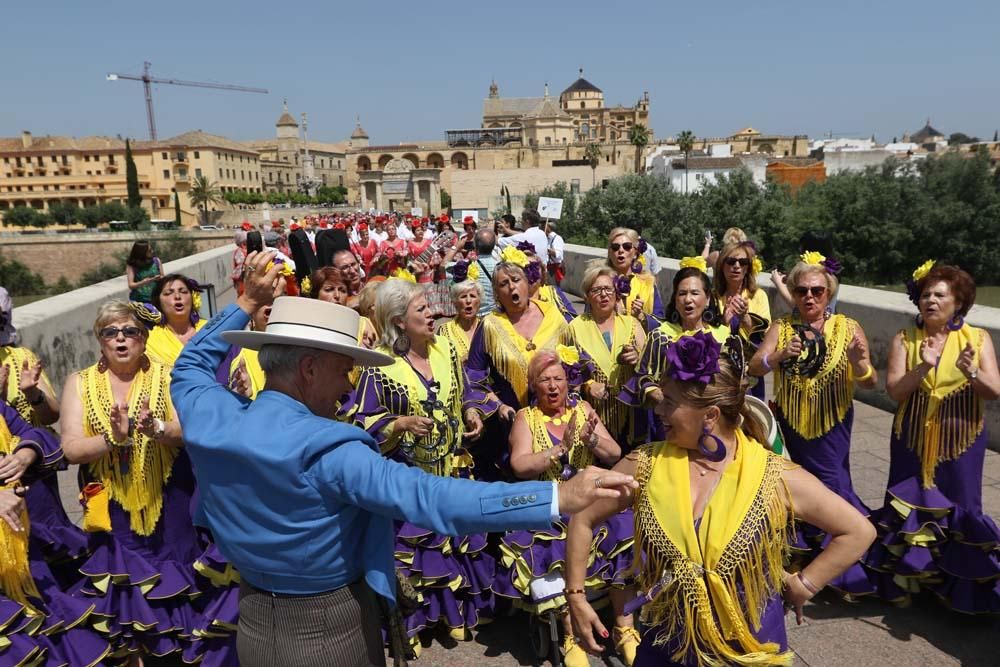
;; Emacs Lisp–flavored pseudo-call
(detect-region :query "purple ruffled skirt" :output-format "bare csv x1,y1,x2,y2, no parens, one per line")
779,407,877,597
865,411,1000,613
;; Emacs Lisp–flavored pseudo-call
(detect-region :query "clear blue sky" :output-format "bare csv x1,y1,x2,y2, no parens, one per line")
2,1,997,145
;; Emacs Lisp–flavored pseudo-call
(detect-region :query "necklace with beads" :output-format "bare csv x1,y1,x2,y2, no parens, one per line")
540,409,567,426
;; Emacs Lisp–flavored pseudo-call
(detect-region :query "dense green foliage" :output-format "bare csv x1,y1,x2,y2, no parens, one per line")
530,149,1000,285
223,185,347,207
125,139,141,209
1,201,147,229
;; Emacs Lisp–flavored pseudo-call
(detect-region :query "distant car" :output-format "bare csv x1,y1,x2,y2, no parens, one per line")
198,225,222,231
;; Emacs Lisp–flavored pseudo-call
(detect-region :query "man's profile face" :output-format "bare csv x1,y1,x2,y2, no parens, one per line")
302,350,356,415
334,252,362,285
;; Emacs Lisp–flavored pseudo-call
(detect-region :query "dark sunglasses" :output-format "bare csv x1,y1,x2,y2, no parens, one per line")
100,326,143,340
792,286,827,298
610,242,634,252
724,257,751,267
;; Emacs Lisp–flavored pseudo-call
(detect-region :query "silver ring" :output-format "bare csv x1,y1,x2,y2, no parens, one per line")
594,477,602,489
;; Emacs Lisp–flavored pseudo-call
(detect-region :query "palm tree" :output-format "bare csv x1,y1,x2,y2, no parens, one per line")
583,143,602,188
677,130,695,194
188,175,223,226
629,124,650,175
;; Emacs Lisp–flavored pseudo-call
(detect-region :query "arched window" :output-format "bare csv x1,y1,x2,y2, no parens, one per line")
450,152,469,169
358,156,372,171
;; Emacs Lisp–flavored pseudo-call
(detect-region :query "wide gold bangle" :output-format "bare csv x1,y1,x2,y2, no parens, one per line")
856,365,874,382
563,588,585,596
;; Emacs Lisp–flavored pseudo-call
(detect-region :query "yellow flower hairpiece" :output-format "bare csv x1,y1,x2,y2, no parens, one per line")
391,268,417,284
679,256,707,272
912,259,935,282
751,256,763,275
800,251,826,266
300,276,313,296
500,246,530,268
556,344,580,366
467,262,480,281
191,291,203,312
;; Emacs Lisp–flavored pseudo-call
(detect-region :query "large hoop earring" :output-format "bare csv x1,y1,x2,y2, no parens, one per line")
669,309,681,324
701,308,717,326
947,314,964,331
392,333,411,356
698,426,727,462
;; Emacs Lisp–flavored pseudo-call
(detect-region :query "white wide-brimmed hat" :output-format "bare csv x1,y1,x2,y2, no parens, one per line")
744,394,789,458
222,297,392,367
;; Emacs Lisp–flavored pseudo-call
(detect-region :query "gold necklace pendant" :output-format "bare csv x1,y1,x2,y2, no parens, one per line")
525,341,536,351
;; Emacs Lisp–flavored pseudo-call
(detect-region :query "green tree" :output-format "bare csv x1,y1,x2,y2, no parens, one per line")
583,143,602,188
440,188,452,211
125,138,141,209
629,124,650,175
98,201,129,223
677,130,696,195
948,132,980,146
3,206,49,228
188,175,223,226
0,251,47,297
316,185,346,204
173,190,182,228
49,201,78,227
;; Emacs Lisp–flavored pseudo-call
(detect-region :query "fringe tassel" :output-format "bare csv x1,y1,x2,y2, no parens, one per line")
527,406,590,483
630,449,793,666
483,317,531,406
0,500,41,613
895,387,983,488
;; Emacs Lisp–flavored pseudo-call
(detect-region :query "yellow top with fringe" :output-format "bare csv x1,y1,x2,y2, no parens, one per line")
774,314,856,439
145,320,207,368
480,298,567,406
625,272,657,318
78,361,177,536
894,324,984,488
436,318,477,363
632,432,793,665
0,417,41,613
0,345,56,427
522,403,591,483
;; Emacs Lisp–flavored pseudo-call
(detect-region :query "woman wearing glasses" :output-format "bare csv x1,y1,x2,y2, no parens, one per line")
351,279,492,655
750,253,878,597
60,301,209,662
562,265,646,452
605,228,664,329
713,242,771,399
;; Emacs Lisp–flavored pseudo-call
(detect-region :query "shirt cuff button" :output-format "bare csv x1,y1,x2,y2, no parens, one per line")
528,494,537,503
502,498,510,507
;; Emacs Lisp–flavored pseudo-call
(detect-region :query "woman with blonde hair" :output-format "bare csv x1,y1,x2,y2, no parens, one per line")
604,227,664,328
714,241,771,399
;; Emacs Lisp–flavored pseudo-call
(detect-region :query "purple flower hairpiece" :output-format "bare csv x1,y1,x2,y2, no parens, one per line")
821,257,842,275
451,260,470,283
740,240,758,253
523,260,542,285
516,240,535,254
614,274,633,297
905,278,921,305
665,330,722,384
637,237,648,254
631,260,644,274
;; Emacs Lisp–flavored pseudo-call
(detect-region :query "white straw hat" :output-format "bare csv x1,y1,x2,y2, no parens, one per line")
222,296,392,366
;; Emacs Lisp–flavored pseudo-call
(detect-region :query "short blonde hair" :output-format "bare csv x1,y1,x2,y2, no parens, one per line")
375,278,425,349
787,262,839,300
93,301,146,339
607,227,639,246
450,279,482,303
527,349,563,388
492,262,526,290
721,227,747,246
581,264,618,297
357,279,382,320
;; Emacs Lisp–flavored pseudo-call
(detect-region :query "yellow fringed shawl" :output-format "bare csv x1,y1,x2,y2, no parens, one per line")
230,349,265,400
894,324,984,488
1,346,55,427
774,314,855,439
79,361,176,536
481,299,567,406
563,314,638,438
632,432,793,665
145,320,207,368
626,273,656,317
437,319,476,363
0,418,41,613
524,404,591,483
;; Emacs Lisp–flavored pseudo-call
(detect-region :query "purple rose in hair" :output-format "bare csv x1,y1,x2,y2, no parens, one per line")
637,237,648,254
451,260,470,283
614,274,633,297
516,240,535,254
665,330,722,384
524,260,542,285
631,260,644,275
821,257,842,275
905,278,921,306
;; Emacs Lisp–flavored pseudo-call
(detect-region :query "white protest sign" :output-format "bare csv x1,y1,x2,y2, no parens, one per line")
460,209,480,222
410,207,423,217
538,197,563,220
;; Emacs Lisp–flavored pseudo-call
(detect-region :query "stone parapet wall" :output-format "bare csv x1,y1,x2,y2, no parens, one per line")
11,245,236,391
562,243,1000,451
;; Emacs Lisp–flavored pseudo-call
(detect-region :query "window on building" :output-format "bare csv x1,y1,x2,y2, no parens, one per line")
2,158,8,164
545,137,552,145
178,169,187,179
14,158,21,167
54,185,59,191
285,173,289,183
163,169,169,179
96,171,101,175
580,102,585,109
219,168,223,178
339,175,344,186
108,155,115,165
86,171,92,175
36,156,43,166
62,156,68,165
270,173,274,182
84,156,90,162
27,186,33,191
194,151,200,159
42,185,48,191
162,152,168,160
195,168,202,178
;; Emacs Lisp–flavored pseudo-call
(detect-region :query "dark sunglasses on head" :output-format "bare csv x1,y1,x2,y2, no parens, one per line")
99,326,143,340
724,257,751,267
610,242,634,252
792,286,827,298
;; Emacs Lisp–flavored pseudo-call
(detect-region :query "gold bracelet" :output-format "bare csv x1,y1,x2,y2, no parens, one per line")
856,365,874,382
563,588,585,596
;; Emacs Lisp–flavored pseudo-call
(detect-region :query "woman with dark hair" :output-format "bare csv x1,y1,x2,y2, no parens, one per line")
309,266,377,349
714,242,771,399
126,240,164,303
567,333,875,666
146,273,206,367
866,262,1000,612
750,252,878,597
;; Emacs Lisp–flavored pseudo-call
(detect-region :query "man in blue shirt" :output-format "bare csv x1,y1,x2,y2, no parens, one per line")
171,251,636,667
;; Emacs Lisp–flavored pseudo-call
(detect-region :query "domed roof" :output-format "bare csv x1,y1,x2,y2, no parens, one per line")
561,68,602,96
276,100,298,128
351,118,369,139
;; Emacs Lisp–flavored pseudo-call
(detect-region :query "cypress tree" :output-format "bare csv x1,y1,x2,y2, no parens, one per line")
125,138,141,209
173,189,182,228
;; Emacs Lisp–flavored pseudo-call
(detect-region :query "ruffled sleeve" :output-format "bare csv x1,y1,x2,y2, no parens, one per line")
351,366,403,453
2,401,61,478
465,325,500,418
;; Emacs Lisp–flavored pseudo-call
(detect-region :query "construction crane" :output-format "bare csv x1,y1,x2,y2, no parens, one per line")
106,61,268,140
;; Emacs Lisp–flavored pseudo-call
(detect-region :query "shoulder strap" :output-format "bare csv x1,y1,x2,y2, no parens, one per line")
476,259,493,280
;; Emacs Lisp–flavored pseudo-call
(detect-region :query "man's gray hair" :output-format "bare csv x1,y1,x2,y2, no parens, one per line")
474,228,496,253
258,343,320,378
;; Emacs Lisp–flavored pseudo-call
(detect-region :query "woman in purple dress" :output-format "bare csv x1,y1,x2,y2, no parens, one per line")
0,401,111,667
59,301,210,662
866,263,1000,612
567,332,876,666
351,278,492,656
750,252,879,597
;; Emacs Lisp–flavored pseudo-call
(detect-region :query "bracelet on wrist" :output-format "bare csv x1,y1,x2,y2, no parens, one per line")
855,365,874,382
563,588,585,597
797,571,821,595
761,353,772,373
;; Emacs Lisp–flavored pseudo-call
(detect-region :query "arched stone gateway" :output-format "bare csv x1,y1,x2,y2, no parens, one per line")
359,158,442,214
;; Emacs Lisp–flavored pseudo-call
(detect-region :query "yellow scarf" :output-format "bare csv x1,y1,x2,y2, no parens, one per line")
79,361,177,536
894,324,984,487
0,418,41,612
716,291,771,340
230,349,266,400
481,299,567,406
633,432,792,665
626,272,656,317
0,346,55,427
774,314,855,439
361,338,466,477
538,285,574,320
145,320,207,368
524,404,591,483
437,319,476,363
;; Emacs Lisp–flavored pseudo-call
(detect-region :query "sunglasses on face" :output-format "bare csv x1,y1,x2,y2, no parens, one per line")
792,286,827,298
610,242,634,252
100,326,143,340
724,257,750,268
